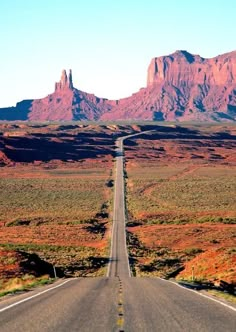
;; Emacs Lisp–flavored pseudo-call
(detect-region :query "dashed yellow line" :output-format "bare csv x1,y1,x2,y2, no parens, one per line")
118,306,124,314
117,316,124,327
117,276,125,331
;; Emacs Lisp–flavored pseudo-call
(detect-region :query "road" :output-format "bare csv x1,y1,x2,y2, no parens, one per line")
1,276,235,331
122,278,236,331
0,131,236,331
107,130,154,277
0,278,118,332
107,136,131,278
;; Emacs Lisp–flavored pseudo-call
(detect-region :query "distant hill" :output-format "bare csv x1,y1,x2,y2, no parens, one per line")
1,50,236,121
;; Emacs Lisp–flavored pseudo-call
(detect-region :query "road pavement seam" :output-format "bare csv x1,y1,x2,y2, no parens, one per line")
159,278,236,312
0,279,73,313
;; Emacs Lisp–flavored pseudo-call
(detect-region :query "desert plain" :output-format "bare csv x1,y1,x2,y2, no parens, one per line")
0,122,235,296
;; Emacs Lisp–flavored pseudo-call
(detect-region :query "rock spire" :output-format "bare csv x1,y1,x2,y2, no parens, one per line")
55,69,73,91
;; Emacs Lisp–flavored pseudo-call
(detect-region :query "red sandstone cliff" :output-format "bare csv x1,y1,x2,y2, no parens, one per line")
101,50,236,121
147,50,236,86
0,51,236,121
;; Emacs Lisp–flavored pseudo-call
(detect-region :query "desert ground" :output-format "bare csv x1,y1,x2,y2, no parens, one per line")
124,124,236,284
0,123,139,294
0,122,235,295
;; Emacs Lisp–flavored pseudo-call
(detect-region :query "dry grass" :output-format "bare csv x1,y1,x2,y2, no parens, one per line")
0,156,113,279
128,224,236,282
0,274,52,297
206,289,236,304
0,122,145,281
0,167,112,225
125,124,236,282
127,165,236,223
0,165,112,279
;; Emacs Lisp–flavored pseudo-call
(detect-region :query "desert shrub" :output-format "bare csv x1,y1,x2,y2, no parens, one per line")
184,247,204,256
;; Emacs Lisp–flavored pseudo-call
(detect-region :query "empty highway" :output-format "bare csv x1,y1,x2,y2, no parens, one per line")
0,132,236,331
107,136,131,278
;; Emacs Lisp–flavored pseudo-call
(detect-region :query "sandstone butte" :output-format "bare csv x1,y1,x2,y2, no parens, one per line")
0,50,236,121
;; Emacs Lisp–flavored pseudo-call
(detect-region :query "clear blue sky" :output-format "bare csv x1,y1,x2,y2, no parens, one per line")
0,0,235,107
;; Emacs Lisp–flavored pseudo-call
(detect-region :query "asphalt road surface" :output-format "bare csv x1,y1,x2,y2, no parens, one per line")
107,131,153,278
107,136,131,278
122,277,236,331
1,132,236,331
0,278,118,332
1,277,235,331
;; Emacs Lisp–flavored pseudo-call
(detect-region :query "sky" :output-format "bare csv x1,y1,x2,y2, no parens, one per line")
0,0,235,107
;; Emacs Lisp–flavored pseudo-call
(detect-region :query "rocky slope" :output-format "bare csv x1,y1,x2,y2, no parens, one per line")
0,50,236,121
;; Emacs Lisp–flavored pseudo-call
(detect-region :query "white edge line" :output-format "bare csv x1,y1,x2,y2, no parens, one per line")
159,278,236,312
0,279,73,313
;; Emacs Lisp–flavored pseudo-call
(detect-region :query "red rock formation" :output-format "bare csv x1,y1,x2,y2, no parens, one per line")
101,50,236,121
147,50,236,86
0,151,11,166
0,51,236,121
55,69,73,91
27,69,112,121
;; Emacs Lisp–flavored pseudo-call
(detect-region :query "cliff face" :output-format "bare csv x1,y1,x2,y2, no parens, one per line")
147,50,236,86
1,51,236,122
102,50,236,121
